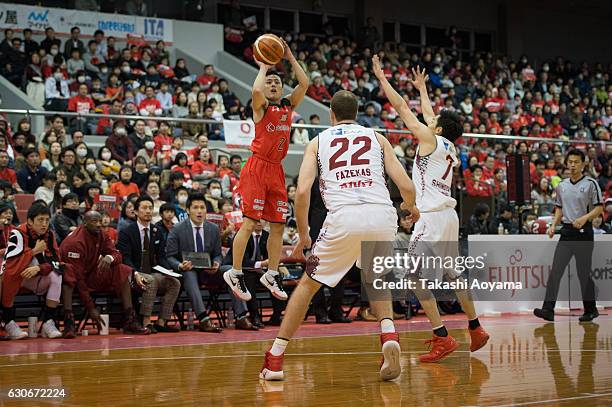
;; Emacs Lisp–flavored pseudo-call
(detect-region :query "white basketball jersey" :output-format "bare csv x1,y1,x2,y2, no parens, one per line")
413,135,459,212
317,123,392,212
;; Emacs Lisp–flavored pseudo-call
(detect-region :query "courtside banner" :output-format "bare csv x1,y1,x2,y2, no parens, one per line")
0,3,173,42
224,119,255,148
359,238,612,309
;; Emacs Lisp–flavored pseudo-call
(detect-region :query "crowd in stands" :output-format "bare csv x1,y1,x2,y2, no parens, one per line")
0,17,611,338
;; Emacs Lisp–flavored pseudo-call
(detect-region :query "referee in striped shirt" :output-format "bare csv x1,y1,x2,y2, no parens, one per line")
534,149,603,322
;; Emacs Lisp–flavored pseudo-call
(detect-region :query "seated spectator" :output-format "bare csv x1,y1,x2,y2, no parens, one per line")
208,82,226,114
128,119,150,152
81,182,101,212
17,149,48,194
24,53,45,107
41,27,61,54
44,67,69,111
197,64,218,91
171,153,192,181
191,147,217,180
163,171,185,202
466,203,492,235
292,118,309,145
155,202,176,242
64,26,86,59
117,199,137,233
136,138,158,166
60,211,149,338
156,81,172,114
131,156,150,190
465,165,493,197
118,196,181,333
106,123,135,166
358,103,384,128
96,146,121,179
490,205,519,234
139,85,163,117
144,181,165,223
34,172,57,205
222,154,242,199
172,91,189,123
51,192,82,243
217,155,231,179
396,210,414,242
173,187,190,223
56,147,81,185
307,74,332,104
0,149,22,193
109,166,140,201
0,203,15,250
204,180,223,213
66,49,85,76
1,203,63,340
83,39,103,74
174,58,190,82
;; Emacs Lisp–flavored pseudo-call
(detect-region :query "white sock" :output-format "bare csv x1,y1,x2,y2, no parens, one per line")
380,318,396,334
231,268,243,276
270,337,289,356
267,269,279,276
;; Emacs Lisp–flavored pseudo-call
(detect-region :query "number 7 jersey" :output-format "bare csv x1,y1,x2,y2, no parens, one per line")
413,135,459,212
317,123,393,212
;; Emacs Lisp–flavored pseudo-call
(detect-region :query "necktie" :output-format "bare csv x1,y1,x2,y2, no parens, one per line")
252,234,260,262
195,226,204,253
141,227,151,274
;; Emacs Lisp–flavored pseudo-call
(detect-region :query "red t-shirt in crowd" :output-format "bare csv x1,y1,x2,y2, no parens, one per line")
191,161,217,175
139,98,161,112
68,95,95,114
196,74,217,90
0,167,17,185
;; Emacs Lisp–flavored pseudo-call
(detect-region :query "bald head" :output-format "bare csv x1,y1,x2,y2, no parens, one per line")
84,211,102,235
330,90,358,123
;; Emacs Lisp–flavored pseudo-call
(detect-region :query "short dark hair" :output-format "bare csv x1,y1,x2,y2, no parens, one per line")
309,114,320,121
134,195,154,210
62,192,79,206
207,179,221,189
474,202,490,217
159,202,176,215
331,90,358,121
230,154,242,163
187,192,207,209
43,172,57,182
565,148,585,163
71,26,79,33
437,110,463,142
27,203,50,221
24,148,39,159
170,171,185,181
94,29,104,36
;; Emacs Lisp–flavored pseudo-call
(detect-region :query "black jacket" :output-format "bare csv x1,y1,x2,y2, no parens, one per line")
117,221,171,273
223,230,269,268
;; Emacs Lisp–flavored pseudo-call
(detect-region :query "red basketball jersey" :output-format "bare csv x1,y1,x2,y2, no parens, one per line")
252,98,293,163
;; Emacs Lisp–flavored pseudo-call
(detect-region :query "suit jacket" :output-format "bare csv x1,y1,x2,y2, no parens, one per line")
117,221,171,273
223,230,269,268
165,219,222,272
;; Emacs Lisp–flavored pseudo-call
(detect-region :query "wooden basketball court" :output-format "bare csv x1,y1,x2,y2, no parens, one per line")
1,313,612,406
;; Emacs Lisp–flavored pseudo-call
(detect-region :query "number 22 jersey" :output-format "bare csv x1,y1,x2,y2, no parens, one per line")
413,135,459,212
317,123,392,212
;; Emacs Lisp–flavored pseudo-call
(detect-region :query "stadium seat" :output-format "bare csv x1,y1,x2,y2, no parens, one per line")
13,194,35,210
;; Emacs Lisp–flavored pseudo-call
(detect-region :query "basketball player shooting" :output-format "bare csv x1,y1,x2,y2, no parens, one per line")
372,55,489,362
223,39,309,302
259,90,420,381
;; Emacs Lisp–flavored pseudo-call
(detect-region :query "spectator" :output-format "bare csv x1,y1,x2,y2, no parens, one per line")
17,149,48,194
490,205,519,234
292,118,309,145
64,26,86,58
139,85,162,117
358,102,384,128
128,119,150,152
51,192,82,243
41,141,62,172
307,74,332,104
117,199,137,233
204,179,223,213
96,146,121,179
34,172,57,205
172,91,189,121
22,28,39,56
197,64,218,91
466,203,492,235
83,40,103,74
24,52,45,107
68,83,95,121
173,187,190,222
44,67,69,111
56,147,80,185
109,166,140,201
0,149,22,192
106,123,135,165
66,49,85,76
131,156,149,189
156,81,172,114
465,165,493,197
218,78,239,109
191,147,217,180
174,58,190,81
222,154,242,199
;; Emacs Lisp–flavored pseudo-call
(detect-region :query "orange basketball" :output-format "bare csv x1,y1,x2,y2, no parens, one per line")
253,34,285,66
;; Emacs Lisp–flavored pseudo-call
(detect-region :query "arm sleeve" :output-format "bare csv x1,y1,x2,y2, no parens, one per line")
100,233,122,264
554,185,563,207
591,180,603,206
117,229,137,271
60,239,96,310
221,175,232,198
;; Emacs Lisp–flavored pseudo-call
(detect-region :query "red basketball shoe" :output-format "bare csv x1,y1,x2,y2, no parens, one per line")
419,334,459,363
380,332,401,380
469,326,490,352
260,351,285,381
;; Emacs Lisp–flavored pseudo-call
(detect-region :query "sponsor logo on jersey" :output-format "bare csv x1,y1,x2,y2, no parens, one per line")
277,207,289,213
254,199,265,204
265,122,291,133
67,252,81,259
253,205,264,210
339,179,373,189
277,201,288,207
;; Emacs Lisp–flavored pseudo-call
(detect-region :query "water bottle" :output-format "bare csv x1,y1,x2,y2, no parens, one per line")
498,223,504,235
28,315,38,338
227,309,235,329
187,308,194,331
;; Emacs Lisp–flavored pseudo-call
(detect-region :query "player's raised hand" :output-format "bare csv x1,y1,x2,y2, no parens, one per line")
281,38,294,61
409,67,429,91
255,58,274,71
372,55,385,80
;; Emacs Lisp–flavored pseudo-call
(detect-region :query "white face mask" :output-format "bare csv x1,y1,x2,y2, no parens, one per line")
101,67,108,74
178,195,188,204
122,66,131,73
54,72,63,80
77,76,86,83
50,49,58,56
77,148,87,158
86,163,97,173
59,188,70,197
210,189,222,199
149,193,159,200
101,152,111,161
145,141,155,150
116,128,126,136
0,191,4,199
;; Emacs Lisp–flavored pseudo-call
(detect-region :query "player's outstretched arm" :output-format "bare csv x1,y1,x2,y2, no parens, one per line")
252,60,273,122
282,39,309,108
410,67,435,124
293,138,318,254
372,55,434,146
377,133,420,223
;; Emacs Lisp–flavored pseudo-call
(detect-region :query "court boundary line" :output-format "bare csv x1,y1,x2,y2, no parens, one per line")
3,348,612,368
1,315,610,359
488,391,612,406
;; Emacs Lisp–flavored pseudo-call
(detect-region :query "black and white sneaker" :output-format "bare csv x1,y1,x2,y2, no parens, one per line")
260,272,288,300
223,270,252,301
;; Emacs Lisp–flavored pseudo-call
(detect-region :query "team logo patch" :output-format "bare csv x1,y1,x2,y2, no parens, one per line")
67,252,81,259
253,205,264,211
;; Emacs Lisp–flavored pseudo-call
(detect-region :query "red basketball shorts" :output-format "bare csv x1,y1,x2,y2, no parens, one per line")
238,156,288,223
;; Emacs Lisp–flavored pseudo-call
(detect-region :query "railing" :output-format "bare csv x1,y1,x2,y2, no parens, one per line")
0,108,609,146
